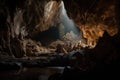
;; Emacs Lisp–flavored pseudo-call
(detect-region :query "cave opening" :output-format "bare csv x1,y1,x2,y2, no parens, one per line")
34,1,81,48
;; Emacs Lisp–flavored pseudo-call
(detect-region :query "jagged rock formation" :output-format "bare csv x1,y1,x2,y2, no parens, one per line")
63,0,120,48
0,0,61,58
63,0,120,66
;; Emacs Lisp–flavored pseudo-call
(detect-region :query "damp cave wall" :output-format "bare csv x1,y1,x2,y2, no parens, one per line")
0,0,61,57
63,0,120,70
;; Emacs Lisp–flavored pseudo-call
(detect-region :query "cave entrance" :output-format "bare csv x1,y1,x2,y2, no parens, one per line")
59,1,80,39
36,1,81,47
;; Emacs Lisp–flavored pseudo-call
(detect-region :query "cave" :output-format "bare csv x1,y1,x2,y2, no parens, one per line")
0,0,120,80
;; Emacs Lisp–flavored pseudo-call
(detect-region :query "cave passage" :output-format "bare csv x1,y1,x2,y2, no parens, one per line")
0,0,120,80
34,1,81,46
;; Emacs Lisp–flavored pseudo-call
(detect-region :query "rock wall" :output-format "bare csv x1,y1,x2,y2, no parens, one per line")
0,0,61,58
63,0,120,48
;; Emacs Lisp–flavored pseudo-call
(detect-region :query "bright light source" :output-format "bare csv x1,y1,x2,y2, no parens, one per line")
59,1,80,39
